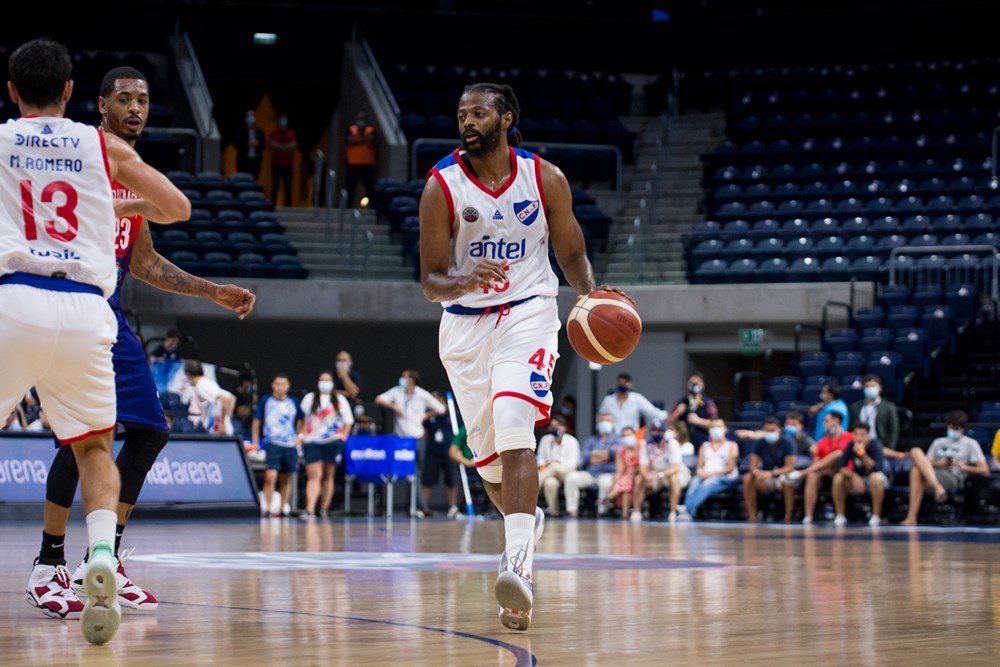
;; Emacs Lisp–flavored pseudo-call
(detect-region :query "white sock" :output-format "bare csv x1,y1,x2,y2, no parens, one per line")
85,509,117,556
503,512,536,576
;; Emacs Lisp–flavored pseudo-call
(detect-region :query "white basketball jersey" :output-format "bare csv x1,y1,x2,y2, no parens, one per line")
429,147,559,309
0,116,117,296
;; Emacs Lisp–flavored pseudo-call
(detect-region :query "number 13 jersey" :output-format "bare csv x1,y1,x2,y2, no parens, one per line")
0,116,117,297
428,146,559,310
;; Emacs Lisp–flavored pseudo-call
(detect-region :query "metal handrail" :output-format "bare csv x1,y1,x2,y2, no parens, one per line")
887,244,1000,301
991,125,1000,190
361,229,374,279
352,25,400,120
822,301,852,332
312,150,325,208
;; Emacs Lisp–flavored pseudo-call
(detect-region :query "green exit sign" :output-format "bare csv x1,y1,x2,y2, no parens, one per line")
739,327,764,355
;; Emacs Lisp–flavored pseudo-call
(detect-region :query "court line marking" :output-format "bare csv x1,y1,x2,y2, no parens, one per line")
162,600,537,667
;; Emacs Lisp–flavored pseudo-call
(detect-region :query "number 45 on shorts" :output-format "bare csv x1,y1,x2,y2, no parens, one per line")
528,348,555,380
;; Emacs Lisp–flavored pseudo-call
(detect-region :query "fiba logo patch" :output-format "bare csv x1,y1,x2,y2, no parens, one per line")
463,206,480,223
529,371,550,398
514,200,540,226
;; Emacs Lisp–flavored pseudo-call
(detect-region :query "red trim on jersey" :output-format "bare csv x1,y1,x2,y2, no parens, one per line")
533,153,547,214
455,147,518,199
97,128,112,184
493,391,552,427
430,169,456,238
475,452,500,468
59,424,116,446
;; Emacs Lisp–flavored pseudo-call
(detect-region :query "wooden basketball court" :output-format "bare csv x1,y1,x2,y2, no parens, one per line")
2,517,999,666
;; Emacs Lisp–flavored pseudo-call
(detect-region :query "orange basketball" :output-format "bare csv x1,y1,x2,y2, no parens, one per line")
566,290,641,365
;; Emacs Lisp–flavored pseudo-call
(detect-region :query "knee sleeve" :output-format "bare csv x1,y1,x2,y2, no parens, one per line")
492,396,538,454
46,444,80,508
117,429,170,505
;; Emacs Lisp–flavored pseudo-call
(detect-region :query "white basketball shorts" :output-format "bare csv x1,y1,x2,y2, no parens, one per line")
0,283,117,443
439,295,560,484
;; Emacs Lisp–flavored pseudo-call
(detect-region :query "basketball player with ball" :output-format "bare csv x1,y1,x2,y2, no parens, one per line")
419,82,634,632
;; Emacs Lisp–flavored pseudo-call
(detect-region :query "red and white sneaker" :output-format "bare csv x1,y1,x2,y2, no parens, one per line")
26,560,84,620
73,548,158,611
495,508,543,631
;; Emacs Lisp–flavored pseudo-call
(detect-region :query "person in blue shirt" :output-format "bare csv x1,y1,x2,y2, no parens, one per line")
807,383,849,442
253,373,304,517
741,416,797,522
831,422,888,527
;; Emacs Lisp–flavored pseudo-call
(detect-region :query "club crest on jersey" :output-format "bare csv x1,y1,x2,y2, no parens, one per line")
529,372,550,398
462,206,480,223
514,200,540,226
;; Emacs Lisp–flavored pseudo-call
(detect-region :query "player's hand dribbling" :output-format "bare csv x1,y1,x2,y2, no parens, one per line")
462,259,507,292
214,284,257,319
591,284,634,304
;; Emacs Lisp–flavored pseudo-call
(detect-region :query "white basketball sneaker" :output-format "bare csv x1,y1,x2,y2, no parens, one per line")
496,508,544,631
79,542,121,645
73,547,158,611
25,560,84,620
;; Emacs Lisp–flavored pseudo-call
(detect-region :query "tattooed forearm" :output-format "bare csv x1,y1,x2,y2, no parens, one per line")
137,254,215,297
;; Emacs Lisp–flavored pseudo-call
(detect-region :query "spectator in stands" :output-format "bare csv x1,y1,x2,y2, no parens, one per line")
807,383,849,442
25,408,50,432
597,372,667,432
300,371,354,518
684,418,740,519
636,419,691,522
784,409,815,456
668,371,719,448
564,412,619,518
233,372,257,438
782,411,853,524
848,375,902,459
19,387,41,426
334,350,362,402
902,410,990,526
992,429,1000,471
742,416,797,522
234,109,265,179
535,415,581,518
182,360,236,435
831,423,888,527
253,373,305,518
149,328,182,362
605,426,643,522
375,369,445,439
555,394,577,436
268,112,298,206
449,424,493,517
344,110,377,208
673,420,695,456
419,391,459,518
3,405,26,431
353,414,377,436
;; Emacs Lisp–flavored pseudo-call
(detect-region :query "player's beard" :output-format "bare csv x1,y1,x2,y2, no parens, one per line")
461,118,503,158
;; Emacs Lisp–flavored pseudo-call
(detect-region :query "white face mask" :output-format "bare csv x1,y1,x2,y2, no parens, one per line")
947,428,961,440
597,421,613,435
621,435,636,447
318,380,334,393
709,427,726,441
398,377,408,390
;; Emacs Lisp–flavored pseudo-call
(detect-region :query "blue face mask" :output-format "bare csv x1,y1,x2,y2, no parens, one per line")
597,421,613,435
649,433,664,443
245,114,255,126
763,431,780,444
947,428,961,440
616,384,630,394
398,377,408,391
784,425,798,437
864,386,880,400
551,428,564,438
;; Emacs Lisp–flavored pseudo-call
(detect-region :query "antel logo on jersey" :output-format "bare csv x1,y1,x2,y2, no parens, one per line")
469,235,527,260
462,206,480,223
514,199,540,226
529,372,550,398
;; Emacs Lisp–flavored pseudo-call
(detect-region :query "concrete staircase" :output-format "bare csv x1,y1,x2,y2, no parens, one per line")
597,111,726,285
278,207,415,281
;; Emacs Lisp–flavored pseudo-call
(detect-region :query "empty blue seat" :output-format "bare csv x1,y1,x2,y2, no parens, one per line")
787,256,820,282
920,305,954,350
797,353,831,379
727,258,758,283
851,255,883,281
800,384,825,405
865,352,904,399
893,327,929,374
768,376,803,404
911,287,944,310
853,306,885,332
859,332,893,358
693,258,728,284
878,284,911,309
751,237,784,257
692,239,726,261
820,256,851,281
755,257,789,282
824,327,859,355
886,305,920,331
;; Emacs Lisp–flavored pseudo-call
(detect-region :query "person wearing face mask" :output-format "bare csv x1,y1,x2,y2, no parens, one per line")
778,410,853,524
375,370,446,439
684,419,740,519
233,109,265,179
668,372,719,448
606,427,644,521
563,413,620,517
741,416,798,522
807,383,849,442
902,410,989,526
268,112,298,207
597,372,668,434
848,375,902,460
344,110,377,208
830,423,888,527
783,410,815,456
636,420,691,522
535,416,581,518
300,372,354,518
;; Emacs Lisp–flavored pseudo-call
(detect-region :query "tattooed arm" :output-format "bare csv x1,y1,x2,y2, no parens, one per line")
130,222,256,319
